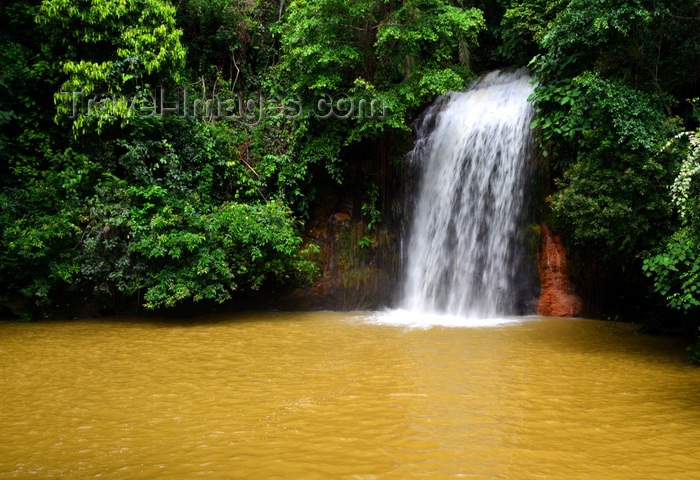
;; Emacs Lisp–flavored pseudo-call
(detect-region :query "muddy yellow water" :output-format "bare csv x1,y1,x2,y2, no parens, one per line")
1,313,700,479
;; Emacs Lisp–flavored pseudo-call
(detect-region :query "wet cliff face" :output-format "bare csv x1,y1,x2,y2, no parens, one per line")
277,195,399,311
537,222,582,317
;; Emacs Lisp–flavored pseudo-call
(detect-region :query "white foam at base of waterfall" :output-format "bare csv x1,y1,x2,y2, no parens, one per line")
369,309,527,329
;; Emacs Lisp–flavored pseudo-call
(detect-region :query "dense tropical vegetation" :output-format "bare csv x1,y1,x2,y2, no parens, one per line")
0,0,698,356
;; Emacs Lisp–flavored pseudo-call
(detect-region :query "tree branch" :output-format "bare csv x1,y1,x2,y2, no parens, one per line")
664,11,700,21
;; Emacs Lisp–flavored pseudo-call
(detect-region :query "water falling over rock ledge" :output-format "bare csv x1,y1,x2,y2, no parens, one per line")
399,68,538,318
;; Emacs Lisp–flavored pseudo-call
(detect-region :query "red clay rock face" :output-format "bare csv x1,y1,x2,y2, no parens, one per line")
537,222,582,317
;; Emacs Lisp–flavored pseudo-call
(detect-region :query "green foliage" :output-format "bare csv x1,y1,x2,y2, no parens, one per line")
1,0,321,315
550,148,674,256
527,72,584,156
530,71,669,160
0,0,64,185
0,116,318,313
539,0,658,51
496,0,567,64
276,0,374,93
176,0,279,90
38,0,186,132
359,183,381,249
529,0,699,331
542,73,677,260
643,230,700,312
669,132,700,225
123,199,314,309
276,0,485,143
375,0,484,74
362,184,381,231
529,0,699,160
358,236,373,249
370,0,485,132
543,70,678,259
643,132,700,313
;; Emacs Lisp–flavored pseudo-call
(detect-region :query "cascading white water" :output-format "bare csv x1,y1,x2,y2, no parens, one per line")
400,68,536,319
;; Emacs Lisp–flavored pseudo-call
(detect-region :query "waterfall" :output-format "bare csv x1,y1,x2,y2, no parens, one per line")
399,68,536,319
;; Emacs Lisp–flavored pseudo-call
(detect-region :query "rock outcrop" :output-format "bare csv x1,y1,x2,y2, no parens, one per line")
537,222,582,317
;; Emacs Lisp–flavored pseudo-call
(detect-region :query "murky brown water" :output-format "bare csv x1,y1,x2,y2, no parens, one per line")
1,312,699,479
